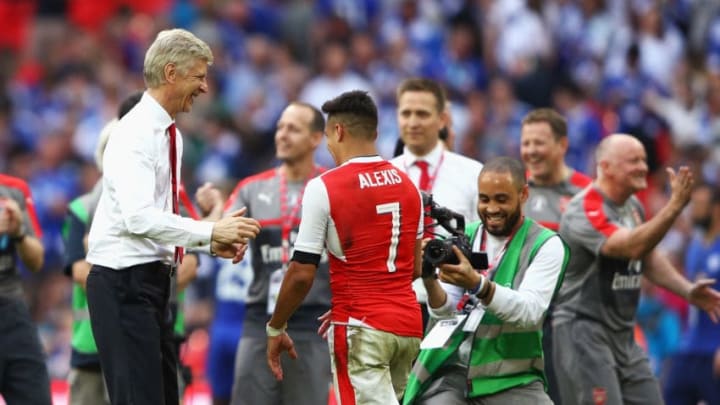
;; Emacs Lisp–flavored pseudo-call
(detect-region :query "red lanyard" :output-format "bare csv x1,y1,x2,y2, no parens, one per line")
405,151,445,192
278,167,319,264
478,217,524,276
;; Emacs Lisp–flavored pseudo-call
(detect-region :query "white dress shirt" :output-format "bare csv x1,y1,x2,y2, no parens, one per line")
87,92,213,269
390,142,482,226
390,141,483,302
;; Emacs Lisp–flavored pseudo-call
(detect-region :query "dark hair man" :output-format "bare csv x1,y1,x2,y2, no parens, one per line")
520,107,592,402
224,102,332,405
404,157,568,405
266,91,424,404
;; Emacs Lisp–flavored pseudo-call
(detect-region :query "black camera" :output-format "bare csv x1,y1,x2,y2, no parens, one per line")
421,193,488,276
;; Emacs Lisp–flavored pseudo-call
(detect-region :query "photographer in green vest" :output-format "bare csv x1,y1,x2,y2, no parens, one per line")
403,157,569,405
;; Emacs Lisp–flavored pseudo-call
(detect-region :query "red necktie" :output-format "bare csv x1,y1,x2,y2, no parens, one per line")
415,160,434,238
168,123,184,265
415,160,431,192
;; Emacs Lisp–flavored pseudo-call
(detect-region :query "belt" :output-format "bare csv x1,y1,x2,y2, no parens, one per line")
157,262,176,278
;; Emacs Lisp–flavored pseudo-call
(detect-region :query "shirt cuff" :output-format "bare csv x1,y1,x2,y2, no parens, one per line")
185,220,214,247
427,297,456,318
187,245,212,256
486,283,513,314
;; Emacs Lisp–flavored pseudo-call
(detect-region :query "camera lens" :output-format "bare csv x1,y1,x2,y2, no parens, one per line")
423,239,451,267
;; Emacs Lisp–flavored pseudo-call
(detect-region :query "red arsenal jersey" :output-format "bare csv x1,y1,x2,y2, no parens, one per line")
293,156,423,338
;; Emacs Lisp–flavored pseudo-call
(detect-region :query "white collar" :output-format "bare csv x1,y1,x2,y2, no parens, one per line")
343,155,384,165
131,92,174,133
403,142,444,168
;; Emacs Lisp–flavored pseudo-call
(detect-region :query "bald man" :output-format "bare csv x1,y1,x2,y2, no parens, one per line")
552,134,720,405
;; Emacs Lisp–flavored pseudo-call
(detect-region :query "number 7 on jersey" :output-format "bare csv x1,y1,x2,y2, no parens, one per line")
376,202,400,272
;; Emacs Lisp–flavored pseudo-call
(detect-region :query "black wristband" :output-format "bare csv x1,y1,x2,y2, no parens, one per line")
476,279,492,301
10,233,26,244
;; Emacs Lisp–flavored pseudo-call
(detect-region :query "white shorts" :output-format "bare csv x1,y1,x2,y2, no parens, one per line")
328,323,420,405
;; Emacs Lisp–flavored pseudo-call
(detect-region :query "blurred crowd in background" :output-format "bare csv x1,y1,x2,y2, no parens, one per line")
0,0,718,389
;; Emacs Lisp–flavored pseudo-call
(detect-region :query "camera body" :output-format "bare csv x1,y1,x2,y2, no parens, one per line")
424,236,472,267
421,193,488,273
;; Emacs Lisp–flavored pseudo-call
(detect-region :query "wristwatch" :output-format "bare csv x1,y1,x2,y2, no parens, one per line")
209,242,217,257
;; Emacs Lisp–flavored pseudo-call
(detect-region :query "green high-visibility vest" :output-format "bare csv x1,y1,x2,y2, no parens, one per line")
65,197,98,354
174,290,186,335
403,218,568,403
65,195,188,355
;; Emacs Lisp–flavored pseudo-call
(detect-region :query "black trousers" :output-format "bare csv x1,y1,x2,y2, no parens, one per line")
542,306,561,404
0,296,51,405
87,262,178,405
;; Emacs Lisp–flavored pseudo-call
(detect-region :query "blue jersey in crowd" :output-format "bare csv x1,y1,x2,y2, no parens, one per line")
680,234,720,354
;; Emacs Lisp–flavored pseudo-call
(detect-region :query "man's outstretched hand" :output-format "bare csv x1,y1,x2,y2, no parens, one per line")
267,333,298,381
688,278,720,323
317,310,331,339
211,207,261,245
210,241,247,263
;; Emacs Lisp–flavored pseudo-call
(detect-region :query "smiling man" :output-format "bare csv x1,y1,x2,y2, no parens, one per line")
404,157,569,405
266,91,424,405
520,108,592,231
519,108,591,403
86,29,261,405
553,134,720,405
390,78,482,329
220,102,332,405
391,78,482,224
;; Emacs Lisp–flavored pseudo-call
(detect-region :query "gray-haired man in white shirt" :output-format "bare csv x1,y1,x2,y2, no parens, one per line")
86,28,261,405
